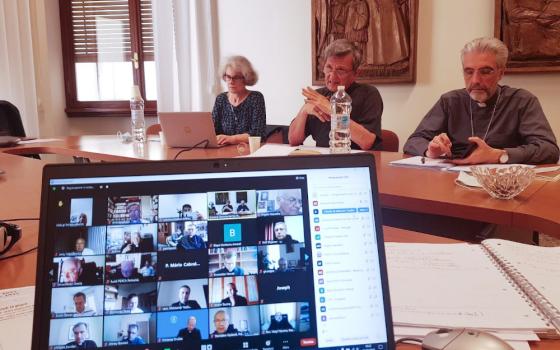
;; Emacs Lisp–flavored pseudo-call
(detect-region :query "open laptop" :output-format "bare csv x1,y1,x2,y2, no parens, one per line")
33,154,395,350
159,112,222,148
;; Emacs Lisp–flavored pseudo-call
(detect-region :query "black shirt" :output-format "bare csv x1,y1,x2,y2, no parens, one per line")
305,82,383,150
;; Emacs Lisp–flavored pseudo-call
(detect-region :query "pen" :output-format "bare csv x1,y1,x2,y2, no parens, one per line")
421,156,425,164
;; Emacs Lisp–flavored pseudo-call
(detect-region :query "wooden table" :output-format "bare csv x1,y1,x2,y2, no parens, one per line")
0,152,556,349
2,136,560,236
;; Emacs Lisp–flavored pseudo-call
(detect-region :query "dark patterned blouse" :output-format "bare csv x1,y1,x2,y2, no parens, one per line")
211,91,266,138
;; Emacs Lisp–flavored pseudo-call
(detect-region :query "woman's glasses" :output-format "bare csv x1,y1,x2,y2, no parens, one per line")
223,74,245,82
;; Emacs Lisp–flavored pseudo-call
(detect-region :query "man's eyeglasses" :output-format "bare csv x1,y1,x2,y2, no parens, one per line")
223,74,244,82
463,67,497,77
323,65,353,77
0,222,21,256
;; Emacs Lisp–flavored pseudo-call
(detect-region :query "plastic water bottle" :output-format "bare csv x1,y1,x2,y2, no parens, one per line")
130,85,145,142
329,85,352,153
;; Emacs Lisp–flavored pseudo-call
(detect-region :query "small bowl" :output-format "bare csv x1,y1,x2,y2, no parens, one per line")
470,165,535,200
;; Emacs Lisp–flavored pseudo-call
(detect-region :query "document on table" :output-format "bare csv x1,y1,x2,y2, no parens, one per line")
389,156,453,169
244,144,364,157
0,286,34,350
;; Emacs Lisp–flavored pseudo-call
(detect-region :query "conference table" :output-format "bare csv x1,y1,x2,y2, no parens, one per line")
2,135,560,237
0,151,556,349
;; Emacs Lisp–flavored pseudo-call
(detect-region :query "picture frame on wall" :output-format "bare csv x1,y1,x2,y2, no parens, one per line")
494,0,560,73
312,0,419,84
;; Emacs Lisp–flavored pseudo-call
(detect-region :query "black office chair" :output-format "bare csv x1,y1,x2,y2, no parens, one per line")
265,124,290,144
0,100,26,137
0,100,40,158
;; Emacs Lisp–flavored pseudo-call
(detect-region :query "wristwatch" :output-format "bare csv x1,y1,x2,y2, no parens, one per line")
499,150,509,164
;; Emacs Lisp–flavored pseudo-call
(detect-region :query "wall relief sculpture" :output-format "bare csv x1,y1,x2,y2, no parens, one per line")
495,0,560,72
312,0,418,84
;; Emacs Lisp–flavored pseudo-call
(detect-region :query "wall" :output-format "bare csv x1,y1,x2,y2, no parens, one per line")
34,0,560,150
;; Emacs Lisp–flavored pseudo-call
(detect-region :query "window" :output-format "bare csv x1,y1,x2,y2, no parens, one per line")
60,0,156,117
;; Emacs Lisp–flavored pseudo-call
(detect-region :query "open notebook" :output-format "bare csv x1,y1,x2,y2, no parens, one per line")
386,239,560,339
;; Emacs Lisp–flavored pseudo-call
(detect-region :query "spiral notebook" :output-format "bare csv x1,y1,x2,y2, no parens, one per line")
386,239,560,338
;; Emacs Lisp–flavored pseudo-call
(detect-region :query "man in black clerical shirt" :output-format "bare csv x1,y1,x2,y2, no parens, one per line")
171,285,201,309
66,322,97,348
177,316,202,348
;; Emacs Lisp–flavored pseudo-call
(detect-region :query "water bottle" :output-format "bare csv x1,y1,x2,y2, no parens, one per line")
130,85,145,142
329,85,352,153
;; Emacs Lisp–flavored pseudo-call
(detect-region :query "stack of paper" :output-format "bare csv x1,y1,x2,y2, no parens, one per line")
0,286,34,350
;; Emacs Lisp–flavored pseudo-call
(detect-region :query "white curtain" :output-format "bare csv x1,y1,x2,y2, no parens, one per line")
152,0,219,113
0,0,39,136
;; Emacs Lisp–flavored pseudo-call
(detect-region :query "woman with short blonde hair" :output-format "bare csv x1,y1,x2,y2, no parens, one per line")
212,55,266,145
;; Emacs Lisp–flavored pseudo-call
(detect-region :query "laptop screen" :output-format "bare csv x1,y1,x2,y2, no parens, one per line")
34,155,394,350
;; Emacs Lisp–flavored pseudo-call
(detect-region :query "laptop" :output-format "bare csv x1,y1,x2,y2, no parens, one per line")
159,112,221,148
33,154,395,350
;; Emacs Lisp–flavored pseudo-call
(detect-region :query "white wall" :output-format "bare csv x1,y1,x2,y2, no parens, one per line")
33,0,560,150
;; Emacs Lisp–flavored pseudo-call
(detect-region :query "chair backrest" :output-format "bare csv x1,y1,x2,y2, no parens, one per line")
0,101,26,137
381,129,399,152
265,125,289,144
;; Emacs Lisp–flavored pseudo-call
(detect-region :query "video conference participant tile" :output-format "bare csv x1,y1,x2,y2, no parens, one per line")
207,190,257,220
105,224,157,254
256,189,303,217
157,220,208,251
102,313,156,346
53,226,106,257
51,285,104,318
158,249,209,281
157,279,208,311
49,316,103,349
208,275,259,308
209,246,258,277
209,306,260,338
104,282,157,315
258,272,313,304
257,215,304,245
260,302,311,334
207,219,258,247
107,195,158,225
52,256,105,287
258,243,308,273
105,253,157,284
156,309,209,344
52,197,95,228
158,193,207,222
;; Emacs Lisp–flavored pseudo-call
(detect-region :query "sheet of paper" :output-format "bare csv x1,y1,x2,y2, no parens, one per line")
385,243,550,331
456,171,482,187
17,138,63,144
244,144,364,157
389,156,453,169
0,286,35,350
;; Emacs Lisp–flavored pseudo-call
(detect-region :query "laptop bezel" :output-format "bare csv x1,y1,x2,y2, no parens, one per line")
33,154,395,350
